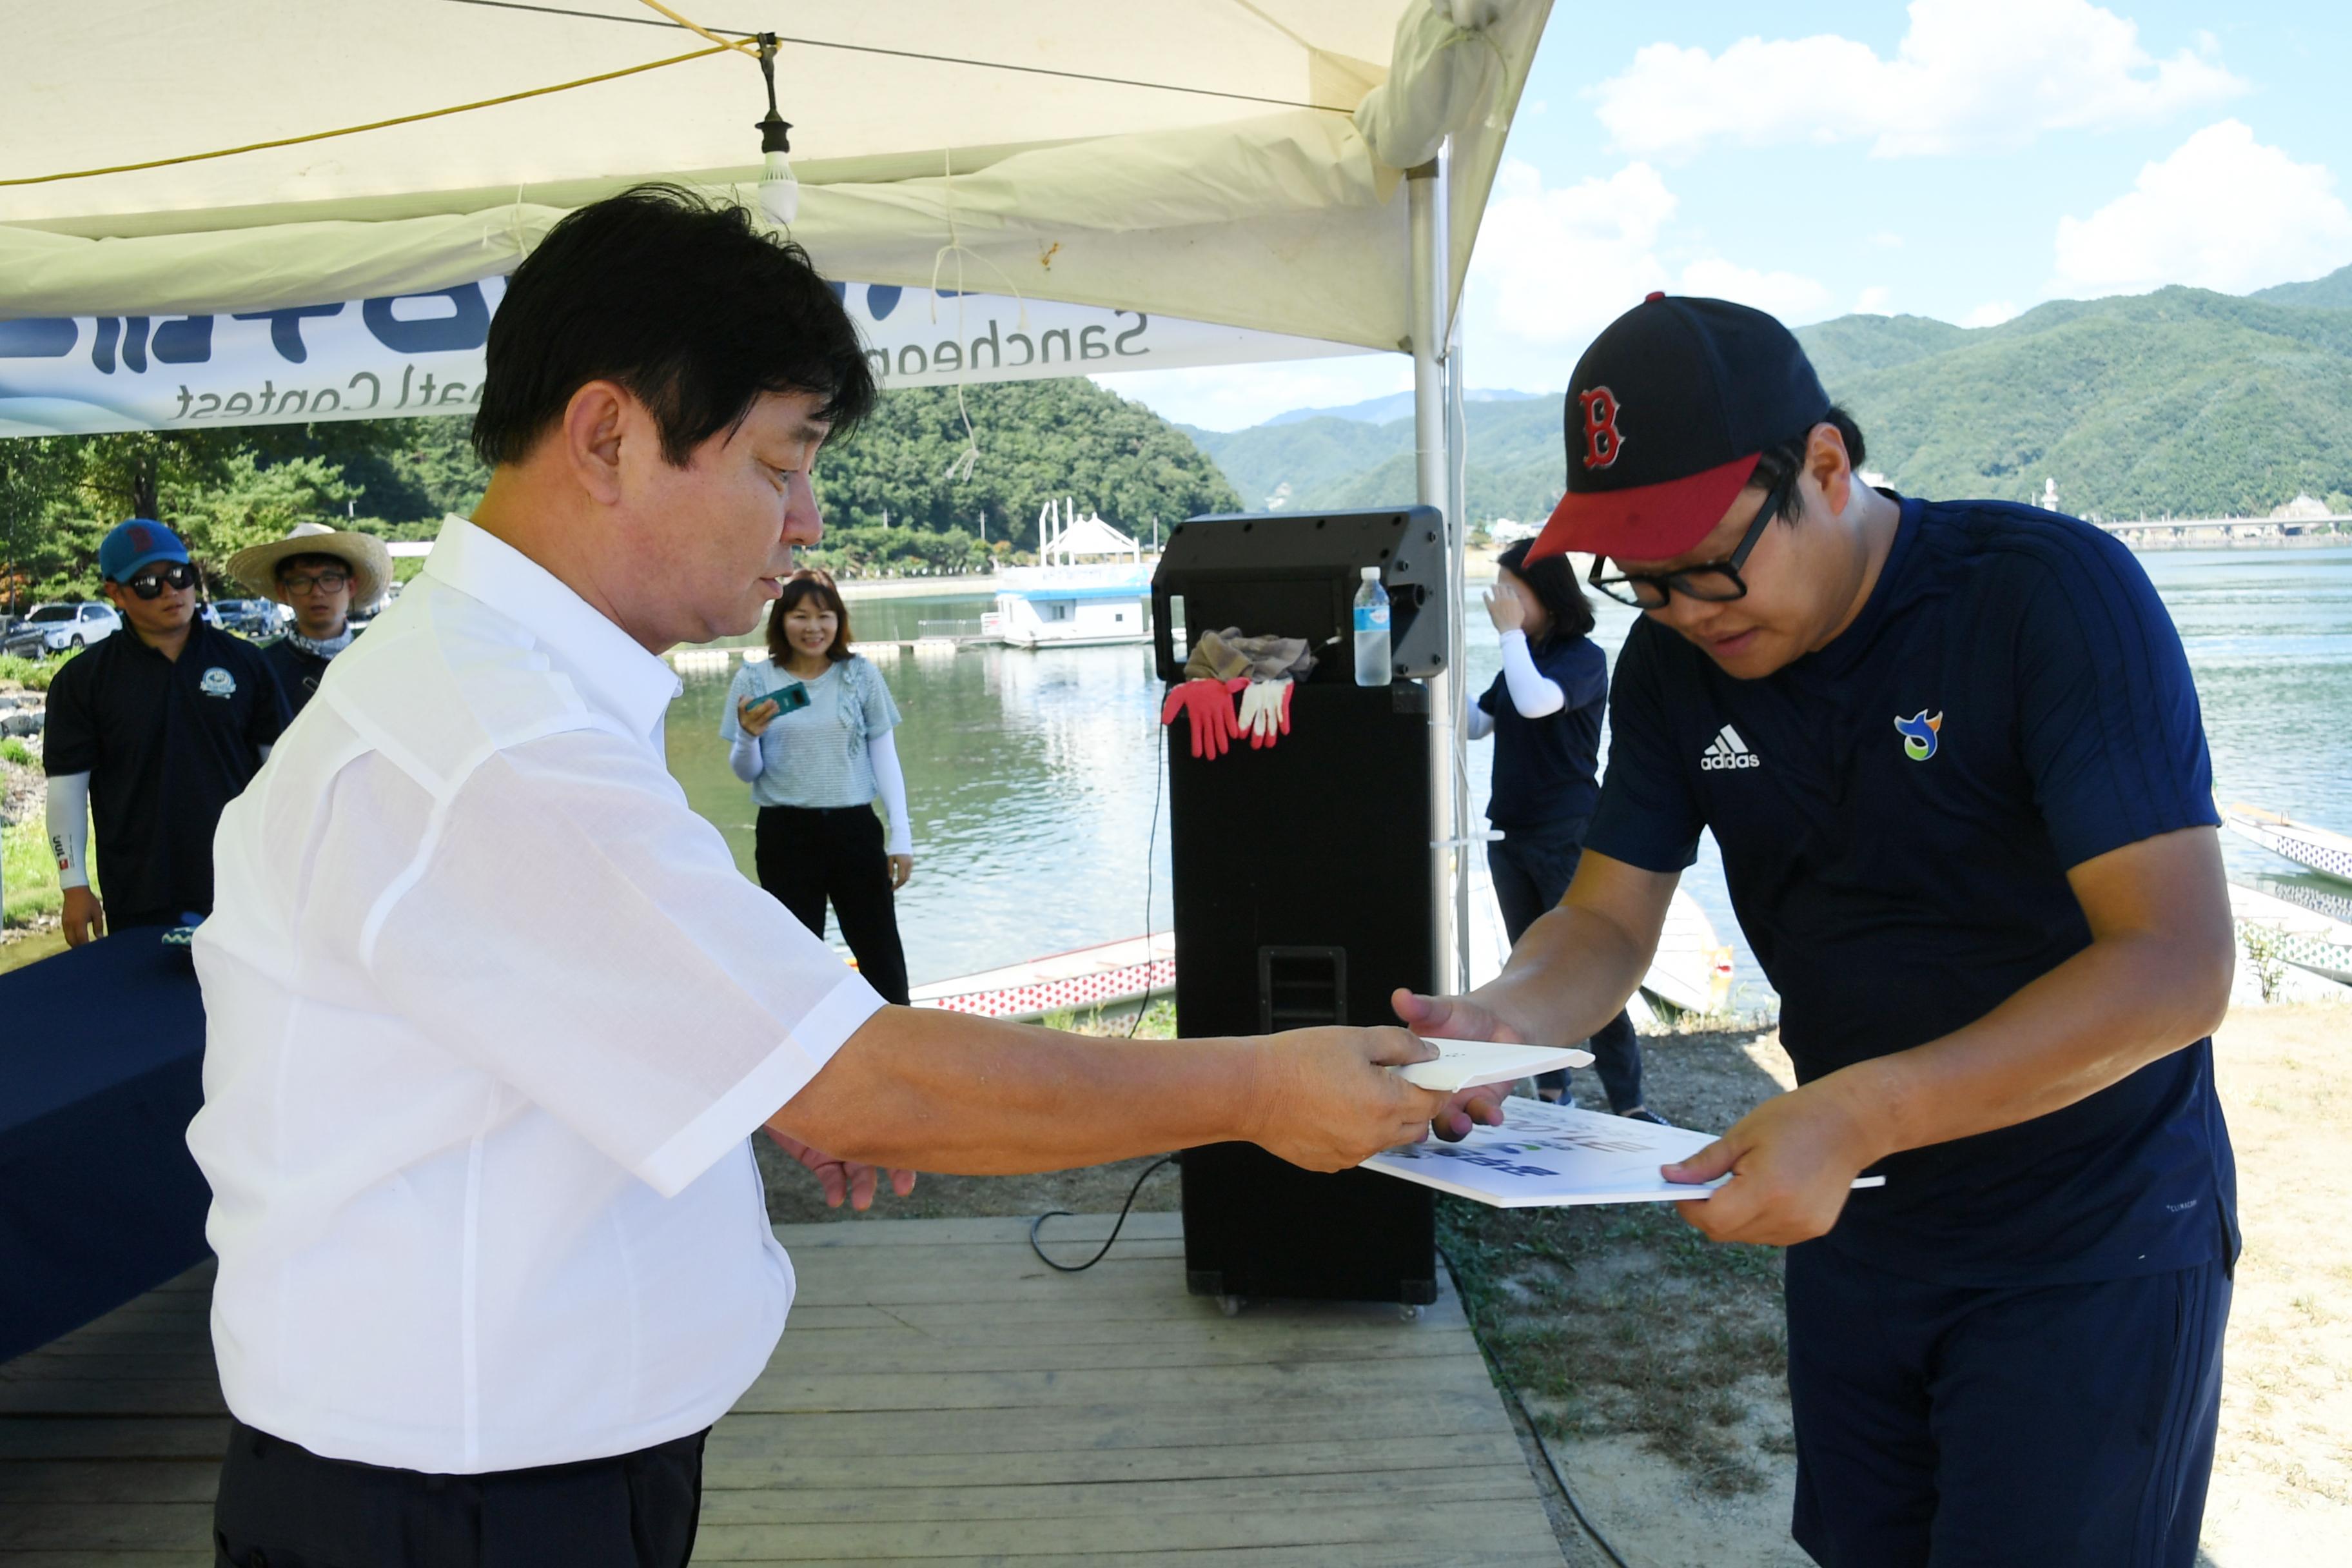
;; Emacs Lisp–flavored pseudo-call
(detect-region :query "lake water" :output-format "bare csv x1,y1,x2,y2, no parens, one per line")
664,547,2352,1005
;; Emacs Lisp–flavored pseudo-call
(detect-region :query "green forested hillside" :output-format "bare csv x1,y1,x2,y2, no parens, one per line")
0,380,1237,600
1798,288,2352,517
1186,397,1569,527
1184,272,2352,527
2251,261,2352,311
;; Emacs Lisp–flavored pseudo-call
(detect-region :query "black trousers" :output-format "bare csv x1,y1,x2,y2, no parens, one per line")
212,1420,707,1568
754,803,911,1005
1487,822,1643,1112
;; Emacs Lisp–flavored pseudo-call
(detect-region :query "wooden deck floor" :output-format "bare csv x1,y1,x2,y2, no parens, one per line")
0,1213,1565,1565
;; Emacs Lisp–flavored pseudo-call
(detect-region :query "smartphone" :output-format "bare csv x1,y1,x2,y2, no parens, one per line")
746,681,810,716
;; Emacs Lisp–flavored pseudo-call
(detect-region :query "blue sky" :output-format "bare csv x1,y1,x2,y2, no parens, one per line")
1108,1,2352,429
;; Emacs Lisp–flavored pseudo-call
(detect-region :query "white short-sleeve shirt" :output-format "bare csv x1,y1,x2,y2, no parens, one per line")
189,514,885,1474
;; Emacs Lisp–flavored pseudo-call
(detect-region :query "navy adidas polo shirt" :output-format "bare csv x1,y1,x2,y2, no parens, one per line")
43,622,288,923
1586,496,2235,1288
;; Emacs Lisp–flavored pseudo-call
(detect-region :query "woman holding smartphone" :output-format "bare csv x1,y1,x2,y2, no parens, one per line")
722,569,915,1004
1470,539,1658,1124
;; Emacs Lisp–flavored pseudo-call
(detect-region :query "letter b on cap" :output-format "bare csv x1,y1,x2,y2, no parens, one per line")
1579,386,1625,470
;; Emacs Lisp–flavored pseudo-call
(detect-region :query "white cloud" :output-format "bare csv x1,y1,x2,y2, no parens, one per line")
1961,300,2021,328
1868,231,1905,250
1461,159,1834,390
2052,121,2352,295
1098,355,1410,432
1675,259,1835,322
1594,0,2242,160
1856,286,1894,314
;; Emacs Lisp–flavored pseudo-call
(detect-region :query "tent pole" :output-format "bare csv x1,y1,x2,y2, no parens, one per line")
1407,154,1459,998
1446,296,1472,994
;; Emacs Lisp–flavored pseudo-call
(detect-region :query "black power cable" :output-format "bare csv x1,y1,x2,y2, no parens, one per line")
1028,1154,1175,1273
1127,710,1166,1037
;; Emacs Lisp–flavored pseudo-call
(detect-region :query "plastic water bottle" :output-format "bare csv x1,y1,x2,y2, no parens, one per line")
1353,565,1391,687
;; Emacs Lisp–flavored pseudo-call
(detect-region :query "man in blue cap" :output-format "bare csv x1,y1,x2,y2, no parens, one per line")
1408,293,2235,1566
43,520,289,942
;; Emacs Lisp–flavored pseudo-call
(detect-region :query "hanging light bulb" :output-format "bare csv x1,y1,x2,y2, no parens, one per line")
752,33,797,225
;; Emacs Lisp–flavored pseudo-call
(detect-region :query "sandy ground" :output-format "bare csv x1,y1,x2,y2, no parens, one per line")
756,1011,2352,1568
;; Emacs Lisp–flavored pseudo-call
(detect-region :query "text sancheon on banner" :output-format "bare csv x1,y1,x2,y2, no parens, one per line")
0,280,1367,439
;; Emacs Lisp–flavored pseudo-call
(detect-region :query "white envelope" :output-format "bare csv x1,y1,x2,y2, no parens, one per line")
1392,1037,1595,1093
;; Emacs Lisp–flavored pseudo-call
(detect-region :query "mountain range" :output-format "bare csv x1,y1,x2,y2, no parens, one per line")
1182,262,2352,525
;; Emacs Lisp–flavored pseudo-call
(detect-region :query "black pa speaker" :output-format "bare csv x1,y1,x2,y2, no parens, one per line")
1155,512,1442,1308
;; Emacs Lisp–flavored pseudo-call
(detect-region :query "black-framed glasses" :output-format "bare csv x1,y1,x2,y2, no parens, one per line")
1587,478,1788,609
279,570,351,595
123,562,196,600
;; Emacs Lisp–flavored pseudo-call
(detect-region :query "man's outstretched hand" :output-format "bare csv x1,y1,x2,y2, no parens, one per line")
1251,1026,1449,1171
1391,986,1525,1141
763,1128,918,1211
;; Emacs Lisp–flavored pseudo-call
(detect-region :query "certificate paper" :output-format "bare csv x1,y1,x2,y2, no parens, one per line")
1392,1037,1594,1093
1363,1097,1886,1208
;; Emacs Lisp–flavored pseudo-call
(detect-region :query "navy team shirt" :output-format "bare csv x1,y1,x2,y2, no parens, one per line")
1478,634,1609,830
1586,496,2235,1288
43,621,288,923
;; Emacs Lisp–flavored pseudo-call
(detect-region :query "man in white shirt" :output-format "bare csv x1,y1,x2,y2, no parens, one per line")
190,186,1453,1568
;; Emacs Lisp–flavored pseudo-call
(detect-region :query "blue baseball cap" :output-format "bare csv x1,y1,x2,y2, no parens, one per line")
97,520,191,583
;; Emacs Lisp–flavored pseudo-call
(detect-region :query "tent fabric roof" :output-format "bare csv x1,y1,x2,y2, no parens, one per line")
1,1,1549,348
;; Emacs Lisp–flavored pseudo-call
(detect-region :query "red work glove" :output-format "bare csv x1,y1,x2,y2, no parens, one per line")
1160,678,1248,760
1237,678,1293,749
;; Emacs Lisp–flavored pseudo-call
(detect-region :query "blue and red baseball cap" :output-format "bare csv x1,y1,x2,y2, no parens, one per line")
1530,293,1832,564
97,519,191,583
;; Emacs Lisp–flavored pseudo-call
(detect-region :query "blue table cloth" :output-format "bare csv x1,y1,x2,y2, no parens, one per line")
0,932,210,1362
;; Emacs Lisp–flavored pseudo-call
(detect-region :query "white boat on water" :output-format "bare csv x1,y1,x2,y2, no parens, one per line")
2220,801,2352,885
983,499,1153,649
2228,880,2352,991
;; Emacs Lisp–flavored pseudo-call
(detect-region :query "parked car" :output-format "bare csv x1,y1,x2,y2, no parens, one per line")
208,598,281,638
2,602,120,658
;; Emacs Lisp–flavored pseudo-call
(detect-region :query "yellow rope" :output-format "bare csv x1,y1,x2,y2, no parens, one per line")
0,41,733,188
630,0,758,57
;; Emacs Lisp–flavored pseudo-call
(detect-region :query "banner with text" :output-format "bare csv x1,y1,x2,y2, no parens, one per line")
0,279,1368,438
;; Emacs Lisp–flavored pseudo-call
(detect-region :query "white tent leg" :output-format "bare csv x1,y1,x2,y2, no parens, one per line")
1445,301,1473,995
1408,155,1460,998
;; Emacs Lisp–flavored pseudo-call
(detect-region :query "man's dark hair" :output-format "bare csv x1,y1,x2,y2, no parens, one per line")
1749,407,1868,523
1494,538,1596,644
473,185,875,468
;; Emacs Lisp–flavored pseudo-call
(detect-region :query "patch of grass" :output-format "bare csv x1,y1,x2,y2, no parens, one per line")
0,651,74,691
0,737,31,767
3,814,62,926
1442,1192,1789,1495
1043,995,1175,1039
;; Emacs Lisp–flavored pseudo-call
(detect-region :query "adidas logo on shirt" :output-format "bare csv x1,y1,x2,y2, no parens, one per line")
1699,724,1761,771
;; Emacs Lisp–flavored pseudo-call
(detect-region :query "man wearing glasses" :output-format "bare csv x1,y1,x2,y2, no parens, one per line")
228,521,397,716
1404,295,2235,1565
43,520,289,944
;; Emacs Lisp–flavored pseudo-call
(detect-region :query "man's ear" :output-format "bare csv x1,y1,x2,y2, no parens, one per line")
99,581,128,613
560,380,636,506
1808,421,1856,517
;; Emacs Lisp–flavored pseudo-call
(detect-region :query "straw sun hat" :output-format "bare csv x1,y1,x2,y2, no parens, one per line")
226,522,394,611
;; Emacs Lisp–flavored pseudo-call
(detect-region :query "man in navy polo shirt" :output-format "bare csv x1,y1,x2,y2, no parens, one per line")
1407,296,2235,1566
44,520,289,941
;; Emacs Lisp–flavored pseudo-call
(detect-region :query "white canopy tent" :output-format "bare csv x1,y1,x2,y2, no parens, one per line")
1,0,1558,990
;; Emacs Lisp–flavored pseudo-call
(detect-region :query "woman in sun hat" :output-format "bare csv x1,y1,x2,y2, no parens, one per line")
226,522,395,716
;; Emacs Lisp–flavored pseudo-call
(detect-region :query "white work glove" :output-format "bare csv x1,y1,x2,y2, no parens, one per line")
1237,678,1293,749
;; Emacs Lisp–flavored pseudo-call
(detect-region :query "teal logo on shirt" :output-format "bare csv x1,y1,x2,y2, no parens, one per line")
199,666,237,699
1894,709,1943,761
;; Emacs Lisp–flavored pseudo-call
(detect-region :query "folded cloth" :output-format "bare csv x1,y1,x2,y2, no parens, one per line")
1160,677,1248,760
1184,627,1317,683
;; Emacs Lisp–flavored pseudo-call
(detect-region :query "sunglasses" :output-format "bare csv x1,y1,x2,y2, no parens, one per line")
122,562,197,600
